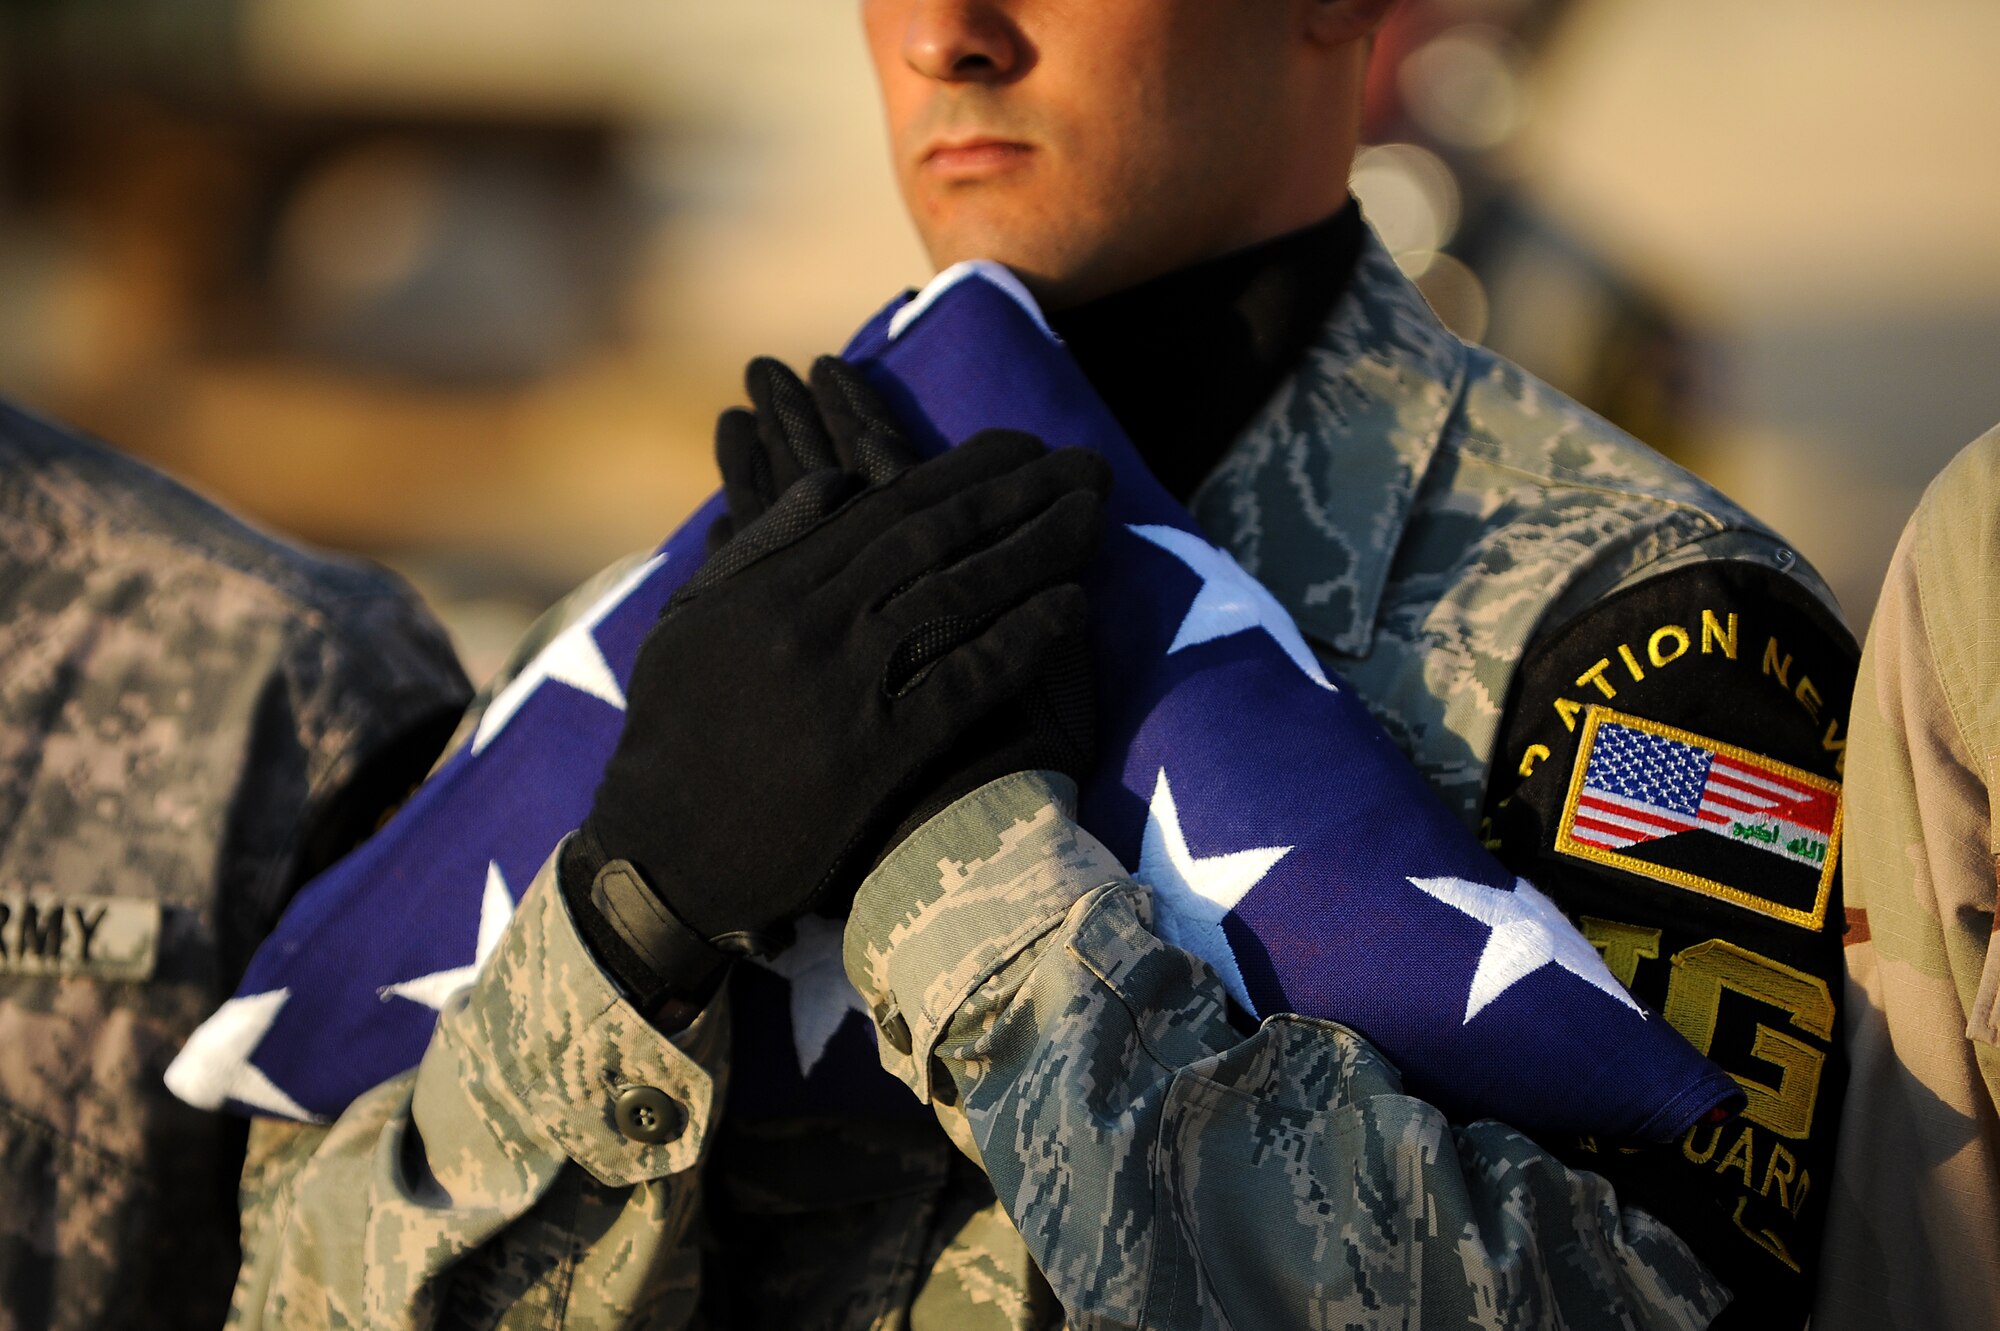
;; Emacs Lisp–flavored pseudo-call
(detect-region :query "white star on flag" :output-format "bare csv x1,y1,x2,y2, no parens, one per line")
754,915,872,1078
472,554,666,755
379,862,517,1010
1128,525,1335,690
163,989,318,1121
1407,875,1645,1024
1136,767,1292,1014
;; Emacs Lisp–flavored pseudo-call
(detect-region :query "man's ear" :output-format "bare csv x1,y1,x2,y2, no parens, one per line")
1304,0,1396,47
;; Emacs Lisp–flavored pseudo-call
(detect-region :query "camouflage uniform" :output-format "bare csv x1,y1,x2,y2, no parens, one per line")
230,230,1845,1329
1814,427,2000,1329
1203,240,1856,1328
0,399,470,1330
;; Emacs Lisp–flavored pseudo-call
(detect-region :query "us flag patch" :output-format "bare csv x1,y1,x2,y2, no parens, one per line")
1556,707,1841,929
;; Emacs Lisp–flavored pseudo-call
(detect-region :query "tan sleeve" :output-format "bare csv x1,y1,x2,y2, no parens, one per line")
1815,426,2000,1330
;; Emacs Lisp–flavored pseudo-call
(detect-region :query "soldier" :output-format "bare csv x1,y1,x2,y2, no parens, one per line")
230,1,1855,1327
1814,426,2000,1330
0,399,470,1330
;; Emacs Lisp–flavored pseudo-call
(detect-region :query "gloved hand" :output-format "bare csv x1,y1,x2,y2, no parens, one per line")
567,359,1110,1007
712,357,1103,846
704,355,913,553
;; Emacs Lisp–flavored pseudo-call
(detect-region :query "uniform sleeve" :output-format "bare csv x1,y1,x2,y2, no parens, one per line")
1479,558,1859,1330
1813,430,2000,1331
846,770,1729,1331
229,843,724,1331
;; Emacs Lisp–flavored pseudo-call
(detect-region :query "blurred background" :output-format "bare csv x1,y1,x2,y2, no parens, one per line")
0,0,1995,680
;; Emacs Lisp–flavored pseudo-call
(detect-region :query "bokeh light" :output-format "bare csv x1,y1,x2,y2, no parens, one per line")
1349,143,1463,275
1400,25,1531,153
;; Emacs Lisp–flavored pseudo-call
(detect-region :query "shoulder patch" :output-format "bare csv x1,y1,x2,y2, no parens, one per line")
1482,558,1859,1330
1488,560,1855,935
1556,707,1841,930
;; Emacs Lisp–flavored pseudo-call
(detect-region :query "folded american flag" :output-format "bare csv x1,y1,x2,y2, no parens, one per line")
169,263,1740,1142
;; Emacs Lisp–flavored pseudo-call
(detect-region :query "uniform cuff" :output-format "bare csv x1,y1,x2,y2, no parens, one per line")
419,845,724,1190
844,770,1127,1100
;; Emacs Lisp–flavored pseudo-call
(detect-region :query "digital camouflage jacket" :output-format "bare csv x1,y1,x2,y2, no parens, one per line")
1195,238,1857,1329
0,400,471,1330
229,229,1853,1329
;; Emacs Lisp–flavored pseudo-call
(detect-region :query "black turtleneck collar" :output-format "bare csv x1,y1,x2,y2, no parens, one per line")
1048,199,1365,504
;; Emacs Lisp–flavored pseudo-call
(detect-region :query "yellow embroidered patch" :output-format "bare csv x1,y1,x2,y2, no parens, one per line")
1555,707,1841,930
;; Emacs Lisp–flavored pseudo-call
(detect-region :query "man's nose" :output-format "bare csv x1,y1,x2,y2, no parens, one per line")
901,0,1024,82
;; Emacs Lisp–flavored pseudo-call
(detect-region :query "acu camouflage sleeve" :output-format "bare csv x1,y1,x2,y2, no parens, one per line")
847,771,1729,1331
230,843,724,1331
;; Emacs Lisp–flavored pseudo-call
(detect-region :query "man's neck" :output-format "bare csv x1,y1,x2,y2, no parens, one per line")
1048,200,1366,504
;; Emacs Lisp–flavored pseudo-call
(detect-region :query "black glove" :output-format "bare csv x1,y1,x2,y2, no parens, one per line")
705,355,912,554
709,357,1103,850
567,368,1109,1008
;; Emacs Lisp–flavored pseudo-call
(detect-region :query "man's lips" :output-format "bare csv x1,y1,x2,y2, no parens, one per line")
921,138,1034,180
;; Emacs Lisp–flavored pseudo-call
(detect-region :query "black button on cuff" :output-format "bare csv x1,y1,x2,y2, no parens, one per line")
613,1085,685,1144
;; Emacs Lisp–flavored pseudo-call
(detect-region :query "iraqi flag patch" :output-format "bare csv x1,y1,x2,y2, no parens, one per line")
1556,707,1841,930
